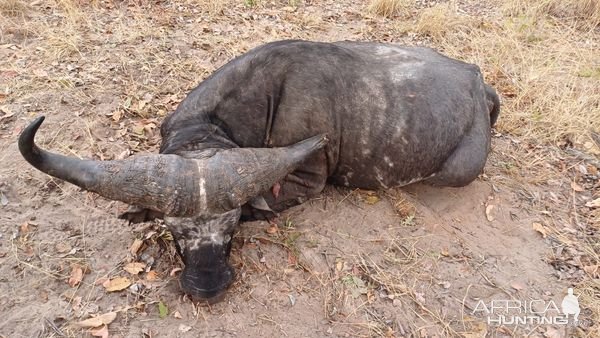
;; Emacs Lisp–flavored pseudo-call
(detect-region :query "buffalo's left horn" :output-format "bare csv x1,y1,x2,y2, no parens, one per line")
19,116,327,216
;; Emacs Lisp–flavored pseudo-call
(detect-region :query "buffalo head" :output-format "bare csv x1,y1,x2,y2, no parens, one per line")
19,116,327,300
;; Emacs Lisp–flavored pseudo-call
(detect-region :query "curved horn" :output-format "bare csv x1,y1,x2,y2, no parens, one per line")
19,116,328,216
199,134,329,213
19,116,202,216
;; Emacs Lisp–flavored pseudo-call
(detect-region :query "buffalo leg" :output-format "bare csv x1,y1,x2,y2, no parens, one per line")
425,115,490,187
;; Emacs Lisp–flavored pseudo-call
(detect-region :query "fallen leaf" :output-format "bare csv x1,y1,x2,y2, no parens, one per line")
168,268,181,277
75,312,117,328
438,281,451,289
19,221,32,234
33,69,48,77
510,281,525,291
90,325,109,338
532,222,548,238
130,239,143,255
55,242,72,253
104,277,131,292
363,192,380,205
544,326,561,338
266,224,278,234
0,70,18,79
585,198,600,208
68,265,84,287
112,110,122,122
570,182,584,192
122,96,132,109
179,324,192,332
132,124,145,135
0,191,8,206
123,262,146,275
173,310,182,319
158,301,169,319
95,277,109,286
462,321,488,338
146,270,160,281
583,265,598,278
485,204,495,221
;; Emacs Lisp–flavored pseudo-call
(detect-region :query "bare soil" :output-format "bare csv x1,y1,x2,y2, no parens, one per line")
0,1,598,337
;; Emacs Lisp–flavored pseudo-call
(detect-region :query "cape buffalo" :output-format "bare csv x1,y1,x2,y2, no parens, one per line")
19,40,500,301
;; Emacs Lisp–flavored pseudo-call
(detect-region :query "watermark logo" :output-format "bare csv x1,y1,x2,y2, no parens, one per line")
472,288,580,326
561,288,580,323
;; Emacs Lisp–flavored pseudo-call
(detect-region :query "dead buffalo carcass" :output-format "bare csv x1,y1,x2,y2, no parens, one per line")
19,40,500,301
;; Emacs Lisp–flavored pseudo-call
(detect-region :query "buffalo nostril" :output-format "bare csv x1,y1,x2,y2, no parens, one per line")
179,263,234,302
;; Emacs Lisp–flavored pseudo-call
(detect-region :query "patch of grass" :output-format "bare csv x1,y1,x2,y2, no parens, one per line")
505,0,600,28
0,0,29,16
38,23,83,59
367,0,414,18
414,3,472,41
187,0,229,14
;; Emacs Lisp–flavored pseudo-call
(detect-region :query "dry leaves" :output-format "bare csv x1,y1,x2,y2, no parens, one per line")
146,270,160,281
583,265,598,278
510,281,525,291
75,311,117,328
130,239,144,255
90,325,109,338
103,277,131,292
68,265,84,287
532,222,548,238
485,204,495,221
570,181,584,192
266,224,278,234
123,262,146,275
362,191,380,205
585,198,600,208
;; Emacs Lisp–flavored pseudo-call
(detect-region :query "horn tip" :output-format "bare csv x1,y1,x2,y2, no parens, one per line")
18,115,46,158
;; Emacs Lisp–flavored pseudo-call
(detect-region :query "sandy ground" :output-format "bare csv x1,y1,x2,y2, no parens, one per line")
0,1,598,337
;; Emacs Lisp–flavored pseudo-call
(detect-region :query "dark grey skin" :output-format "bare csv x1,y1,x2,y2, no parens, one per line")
19,40,500,301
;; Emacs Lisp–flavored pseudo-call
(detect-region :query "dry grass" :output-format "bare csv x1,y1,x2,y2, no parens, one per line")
367,0,414,18
0,0,29,16
186,0,230,14
506,0,600,28
414,3,473,41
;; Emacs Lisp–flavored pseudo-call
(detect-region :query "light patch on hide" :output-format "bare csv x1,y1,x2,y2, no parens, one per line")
396,176,424,187
395,173,436,187
374,45,409,56
199,178,207,210
383,156,394,168
165,208,241,251
389,61,425,83
375,167,389,189
194,160,208,212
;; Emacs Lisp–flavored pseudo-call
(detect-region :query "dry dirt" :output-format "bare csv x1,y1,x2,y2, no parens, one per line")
0,1,599,337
